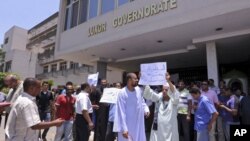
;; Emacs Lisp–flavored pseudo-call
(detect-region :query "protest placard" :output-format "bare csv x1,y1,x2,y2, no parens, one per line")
100,88,121,104
87,72,99,86
139,62,167,85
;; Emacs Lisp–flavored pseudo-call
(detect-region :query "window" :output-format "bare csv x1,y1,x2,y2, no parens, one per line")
88,0,98,19
64,0,80,30
118,0,129,6
79,0,88,23
101,0,115,14
5,61,12,72
43,66,49,73
51,64,57,72
60,62,67,70
4,37,9,44
70,62,79,69
71,0,80,27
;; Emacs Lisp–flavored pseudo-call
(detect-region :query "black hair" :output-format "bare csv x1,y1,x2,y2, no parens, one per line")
189,87,201,94
42,81,49,86
81,83,90,91
23,78,39,92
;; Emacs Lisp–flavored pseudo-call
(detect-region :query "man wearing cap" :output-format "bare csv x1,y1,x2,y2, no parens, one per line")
143,72,180,141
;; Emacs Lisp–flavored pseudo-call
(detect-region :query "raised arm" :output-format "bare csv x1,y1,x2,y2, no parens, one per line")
143,85,161,102
166,72,179,105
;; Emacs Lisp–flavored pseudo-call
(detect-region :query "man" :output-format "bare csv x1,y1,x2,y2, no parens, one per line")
4,74,23,127
240,93,250,125
5,78,64,141
143,73,179,141
36,81,54,141
177,80,192,141
75,83,94,141
201,80,219,141
54,82,76,141
0,91,6,126
94,79,110,141
189,87,218,141
105,82,122,141
219,88,240,141
114,73,149,141
208,79,220,95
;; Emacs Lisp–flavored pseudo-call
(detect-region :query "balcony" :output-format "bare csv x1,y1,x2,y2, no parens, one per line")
36,65,94,79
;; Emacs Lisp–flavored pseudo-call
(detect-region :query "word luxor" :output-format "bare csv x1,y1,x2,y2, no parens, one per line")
113,0,177,28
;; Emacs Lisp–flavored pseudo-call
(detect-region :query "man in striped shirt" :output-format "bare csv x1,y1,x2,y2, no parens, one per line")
177,80,192,141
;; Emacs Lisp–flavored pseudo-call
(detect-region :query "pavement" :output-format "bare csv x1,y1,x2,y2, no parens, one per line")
0,114,95,141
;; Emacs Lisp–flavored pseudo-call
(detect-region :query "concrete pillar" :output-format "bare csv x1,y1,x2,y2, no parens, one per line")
48,64,51,72
66,61,70,69
206,42,219,86
57,62,60,71
97,61,107,80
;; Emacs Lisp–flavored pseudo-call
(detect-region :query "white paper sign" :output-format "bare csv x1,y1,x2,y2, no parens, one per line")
87,72,99,86
100,88,121,104
139,62,167,85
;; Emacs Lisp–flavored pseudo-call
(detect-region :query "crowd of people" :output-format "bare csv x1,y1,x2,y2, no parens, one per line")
0,73,249,141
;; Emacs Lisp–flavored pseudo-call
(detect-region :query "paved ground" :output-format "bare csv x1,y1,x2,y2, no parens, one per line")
0,115,94,141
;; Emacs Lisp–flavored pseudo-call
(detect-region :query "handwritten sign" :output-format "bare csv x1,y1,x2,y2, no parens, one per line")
139,62,167,85
87,72,99,86
100,88,121,104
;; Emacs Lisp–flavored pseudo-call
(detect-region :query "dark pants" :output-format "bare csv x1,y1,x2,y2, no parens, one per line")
94,104,109,141
75,114,90,141
39,112,51,139
178,114,190,141
105,121,116,141
190,114,197,141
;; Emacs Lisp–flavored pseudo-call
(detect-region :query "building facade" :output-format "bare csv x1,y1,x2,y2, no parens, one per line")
1,12,123,86
54,0,250,93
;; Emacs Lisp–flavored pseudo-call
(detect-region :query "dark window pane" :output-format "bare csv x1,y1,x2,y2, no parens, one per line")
64,8,70,30
67,0,71,5
89,0,98,19
71,1,79,28
118,0,129,6
102,0,115,14
79,0,88,23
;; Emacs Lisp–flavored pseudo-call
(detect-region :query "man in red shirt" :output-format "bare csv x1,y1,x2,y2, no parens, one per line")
54,82,76,141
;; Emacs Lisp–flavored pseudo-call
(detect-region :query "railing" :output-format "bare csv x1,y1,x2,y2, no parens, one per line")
36,65,94,79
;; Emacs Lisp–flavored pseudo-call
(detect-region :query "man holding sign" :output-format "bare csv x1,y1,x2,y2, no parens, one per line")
114,73,149,141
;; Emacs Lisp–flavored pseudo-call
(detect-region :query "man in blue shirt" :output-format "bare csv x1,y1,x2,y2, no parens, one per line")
189,87,218,141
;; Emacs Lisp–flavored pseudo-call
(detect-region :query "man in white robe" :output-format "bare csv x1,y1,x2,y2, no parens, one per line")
143,73,179,141
113,73,149,141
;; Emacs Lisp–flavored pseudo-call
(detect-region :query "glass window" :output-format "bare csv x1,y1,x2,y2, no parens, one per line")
5,61,12,72
70,62,79,69
79,0,88,23
118,0,128,6
64,7,71,30
71,1,79,27
88,0,98,19
51,64,57,72
43,66,49,73
60,62,67,70
101,0,115,14
4,37,9,44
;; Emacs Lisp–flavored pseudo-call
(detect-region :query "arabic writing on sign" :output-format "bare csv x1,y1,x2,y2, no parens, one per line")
139,62,167,85
100,88,121,104
87,72,99,86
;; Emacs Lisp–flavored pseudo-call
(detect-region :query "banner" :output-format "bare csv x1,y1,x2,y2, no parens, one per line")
139,62,167,85
87,72,99,86
100,88,121,104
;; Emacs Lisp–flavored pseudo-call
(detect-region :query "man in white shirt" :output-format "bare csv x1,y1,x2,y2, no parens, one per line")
5,78,64,141
75,83,94,141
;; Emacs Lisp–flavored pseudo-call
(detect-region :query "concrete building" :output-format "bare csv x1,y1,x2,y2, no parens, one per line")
1,12,122,86
55,0,250,93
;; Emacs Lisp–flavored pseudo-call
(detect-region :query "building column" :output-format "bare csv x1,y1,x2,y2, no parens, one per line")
66,61,71,69
97,61,107,80
57,62,60,71
206,42,219,86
